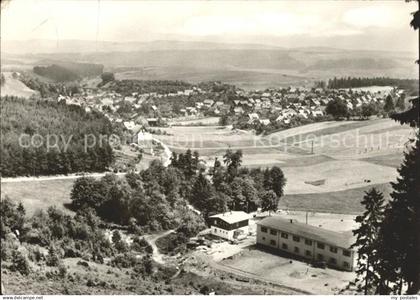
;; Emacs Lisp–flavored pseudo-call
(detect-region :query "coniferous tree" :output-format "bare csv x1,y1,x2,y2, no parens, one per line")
384,95,395,113
189,173,215,217
352,188,386,295
270,166,287,198
376,133,420,294
395,96,406,111
223,149,243,181
391,97,419,128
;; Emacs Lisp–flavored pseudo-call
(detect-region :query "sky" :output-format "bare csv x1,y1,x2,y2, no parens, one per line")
0,0,418,51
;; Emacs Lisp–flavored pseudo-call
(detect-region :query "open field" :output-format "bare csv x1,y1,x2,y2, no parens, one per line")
361,152,405,168
282,160,397,194
153,118,409,197
1,178,75,216
168,117,220,126
342,86,394,93
279,183,392,214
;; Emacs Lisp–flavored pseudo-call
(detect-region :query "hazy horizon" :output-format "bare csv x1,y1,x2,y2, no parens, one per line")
1,0,418,53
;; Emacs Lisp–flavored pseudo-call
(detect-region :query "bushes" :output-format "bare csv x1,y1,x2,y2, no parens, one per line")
58,263,68,278
46,246,61,267
155,232,189,255
1,235,19,261
0,197,26,238
18,204,113,263
133,255,154,276
131,237,152,253
112,230,129,253
26,245,47,262
177,212,206,238
11,250,31,275
110,253,138,269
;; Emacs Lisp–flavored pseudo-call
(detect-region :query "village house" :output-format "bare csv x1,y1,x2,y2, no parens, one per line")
146,118,159,127
309,99,321,107
260,119,271,126
256,216,356,271
276,108,297,123
203,99,215,108
311,109,324,118
184,89,194,96
234,107,244,115
248,113,260,123
124,96,137,103
208,211,250,241
123,121,136,131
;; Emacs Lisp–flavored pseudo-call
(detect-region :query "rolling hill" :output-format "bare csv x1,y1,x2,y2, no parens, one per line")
1,40,417,89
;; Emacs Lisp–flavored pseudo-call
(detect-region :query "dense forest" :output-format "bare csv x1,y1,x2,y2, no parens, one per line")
33,65,80,82
327,76,418,91
19,73,81,98
33,62,103,82
0,96,114,177
50,61,103,77
107,80,193,95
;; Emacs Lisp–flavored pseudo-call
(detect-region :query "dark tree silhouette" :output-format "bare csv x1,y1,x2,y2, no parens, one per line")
352,188,386,294
326,99,348,119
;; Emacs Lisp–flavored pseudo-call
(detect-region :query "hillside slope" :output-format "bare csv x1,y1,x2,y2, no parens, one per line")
0,72,38,98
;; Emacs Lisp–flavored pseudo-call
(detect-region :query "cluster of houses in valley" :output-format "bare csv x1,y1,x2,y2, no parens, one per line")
208,211,356,272
57,83,405,134
165,86,403,126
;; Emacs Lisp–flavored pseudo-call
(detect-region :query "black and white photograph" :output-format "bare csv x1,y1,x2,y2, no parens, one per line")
0,0,419,297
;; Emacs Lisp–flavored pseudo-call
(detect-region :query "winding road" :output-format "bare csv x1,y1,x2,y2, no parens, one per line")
143,229,175,264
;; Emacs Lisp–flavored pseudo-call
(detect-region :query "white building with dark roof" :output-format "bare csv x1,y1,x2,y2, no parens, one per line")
256,216,356,271
208,211,250,241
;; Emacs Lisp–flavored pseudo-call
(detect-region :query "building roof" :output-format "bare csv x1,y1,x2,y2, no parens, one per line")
209,211,250,224
257,216,355,249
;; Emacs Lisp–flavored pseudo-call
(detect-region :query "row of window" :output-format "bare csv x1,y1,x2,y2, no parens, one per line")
214,228,227,235
275,241,350,269
260,226,351,257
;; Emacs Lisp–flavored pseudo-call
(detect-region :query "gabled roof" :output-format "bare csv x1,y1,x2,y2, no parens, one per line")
257,216,355,249
209,211,250,224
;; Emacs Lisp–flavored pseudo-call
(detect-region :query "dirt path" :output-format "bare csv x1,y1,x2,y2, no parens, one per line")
151,137,172,167
143,229,175,264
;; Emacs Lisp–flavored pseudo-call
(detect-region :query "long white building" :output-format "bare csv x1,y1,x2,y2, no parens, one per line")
256,216,356,271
